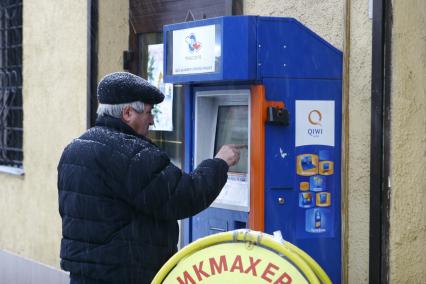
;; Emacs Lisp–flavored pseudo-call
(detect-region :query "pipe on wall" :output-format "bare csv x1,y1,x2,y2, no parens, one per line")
370,0,392,283
341,0,351,282
87,0,98,128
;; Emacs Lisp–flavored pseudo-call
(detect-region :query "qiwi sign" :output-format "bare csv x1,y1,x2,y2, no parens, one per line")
295,100,335,147
307,110,323,137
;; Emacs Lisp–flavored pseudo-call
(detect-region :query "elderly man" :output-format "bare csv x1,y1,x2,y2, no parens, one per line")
58,72,241,284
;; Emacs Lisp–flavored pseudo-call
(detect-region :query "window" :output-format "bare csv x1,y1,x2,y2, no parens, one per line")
0,0,23,171
138,33,185,169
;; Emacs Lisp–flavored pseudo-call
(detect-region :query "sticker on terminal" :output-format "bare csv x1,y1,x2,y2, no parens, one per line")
299,182,310,191
319,161,334,175
316,192,331,207
305,208,330,233
309,175,326,192
299,192,314,208
296,154,318,176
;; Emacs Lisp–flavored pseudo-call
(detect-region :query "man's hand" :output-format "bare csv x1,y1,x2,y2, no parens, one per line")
215,144,247,167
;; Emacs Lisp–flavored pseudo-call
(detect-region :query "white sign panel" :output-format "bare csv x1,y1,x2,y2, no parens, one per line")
172,25,216,75
295,100,335,147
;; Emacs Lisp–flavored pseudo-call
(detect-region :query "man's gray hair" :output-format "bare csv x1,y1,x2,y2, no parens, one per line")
96,101,145,118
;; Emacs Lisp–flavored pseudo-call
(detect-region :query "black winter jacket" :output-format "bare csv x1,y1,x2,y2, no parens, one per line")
58,115,229,284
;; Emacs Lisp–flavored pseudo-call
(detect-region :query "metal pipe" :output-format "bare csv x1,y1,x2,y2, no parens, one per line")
87,0,98,128
370,0,392,282
342,0,351,282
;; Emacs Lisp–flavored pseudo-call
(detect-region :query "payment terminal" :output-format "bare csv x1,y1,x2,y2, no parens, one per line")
164,16,343,283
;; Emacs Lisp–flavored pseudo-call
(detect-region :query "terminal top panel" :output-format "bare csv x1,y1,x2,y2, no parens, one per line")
163,16,342,84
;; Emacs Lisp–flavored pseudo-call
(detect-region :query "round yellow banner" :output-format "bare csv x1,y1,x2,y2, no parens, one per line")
152,230,331,284
162,242,308,284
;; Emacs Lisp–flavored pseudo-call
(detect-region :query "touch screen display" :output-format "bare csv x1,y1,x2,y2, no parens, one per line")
214,105,248,173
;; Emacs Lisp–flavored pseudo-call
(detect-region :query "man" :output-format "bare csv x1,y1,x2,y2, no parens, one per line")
58,72,241,284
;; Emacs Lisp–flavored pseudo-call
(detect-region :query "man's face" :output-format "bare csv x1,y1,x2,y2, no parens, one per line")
125,104,154,136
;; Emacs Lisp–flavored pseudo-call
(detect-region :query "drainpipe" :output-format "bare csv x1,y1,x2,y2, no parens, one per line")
342,0,351,283
370,0,392,283
87,0,98,128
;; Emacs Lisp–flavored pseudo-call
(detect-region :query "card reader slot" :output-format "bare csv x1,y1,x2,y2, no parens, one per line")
209,226,227,232
270,186,293,190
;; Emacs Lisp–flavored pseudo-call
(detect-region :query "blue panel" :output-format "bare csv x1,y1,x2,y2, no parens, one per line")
191,207,249,242
263,78,342,283
182,84,193,246
258,17,342,79
183,84,193,174
221,16,257,81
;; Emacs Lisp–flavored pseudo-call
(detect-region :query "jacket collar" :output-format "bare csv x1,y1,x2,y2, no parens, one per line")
95,115,154,144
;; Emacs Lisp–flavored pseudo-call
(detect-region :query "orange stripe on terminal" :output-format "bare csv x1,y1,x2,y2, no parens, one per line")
250,85,285,232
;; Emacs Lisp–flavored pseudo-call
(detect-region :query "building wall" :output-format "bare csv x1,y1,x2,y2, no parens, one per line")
0,0,129,269
0,0,88,267
97,0,129,80
244,1,372,283
390,0,426,282
345,1,372,283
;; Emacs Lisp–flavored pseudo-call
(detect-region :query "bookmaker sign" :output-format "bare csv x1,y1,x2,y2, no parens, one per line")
162,243,307,284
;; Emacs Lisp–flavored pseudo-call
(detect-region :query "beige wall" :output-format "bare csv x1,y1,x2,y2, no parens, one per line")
0,0,130,268
346,1,372,283
390,0,426,282
0,0,88,267
98,0,129,80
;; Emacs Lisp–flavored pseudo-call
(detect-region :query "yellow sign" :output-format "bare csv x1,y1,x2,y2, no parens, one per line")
152,230,331,284
163,243,307,284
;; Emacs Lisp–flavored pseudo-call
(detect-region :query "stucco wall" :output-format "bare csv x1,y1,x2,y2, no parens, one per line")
0,0,130,268
0,0,88,267
390,0,426,282
97,0,129,80
346,1,372,283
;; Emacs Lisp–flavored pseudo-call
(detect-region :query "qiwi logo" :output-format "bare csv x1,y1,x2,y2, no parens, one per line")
307,109,323,137
185,33,202,53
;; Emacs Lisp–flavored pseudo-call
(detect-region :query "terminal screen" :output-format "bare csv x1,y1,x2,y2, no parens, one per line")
214,105,248,174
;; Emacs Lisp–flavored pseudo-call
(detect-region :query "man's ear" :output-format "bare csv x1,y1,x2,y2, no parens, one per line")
121,105,132,123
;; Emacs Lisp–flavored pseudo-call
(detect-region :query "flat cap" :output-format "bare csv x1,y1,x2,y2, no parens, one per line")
97,72,164,105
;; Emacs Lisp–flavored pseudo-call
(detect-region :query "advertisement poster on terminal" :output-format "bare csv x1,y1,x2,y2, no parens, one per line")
172,25,216,75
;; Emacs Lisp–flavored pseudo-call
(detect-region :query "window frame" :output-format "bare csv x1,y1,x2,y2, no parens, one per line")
0,0,24,175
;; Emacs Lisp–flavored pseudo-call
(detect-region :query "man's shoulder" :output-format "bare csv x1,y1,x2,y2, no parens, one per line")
84,126,160,158
59,126,165,166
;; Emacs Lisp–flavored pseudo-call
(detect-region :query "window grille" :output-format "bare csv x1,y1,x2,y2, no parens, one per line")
0,0,23,169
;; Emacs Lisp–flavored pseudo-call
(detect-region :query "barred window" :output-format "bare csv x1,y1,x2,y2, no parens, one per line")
0,0,23,171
